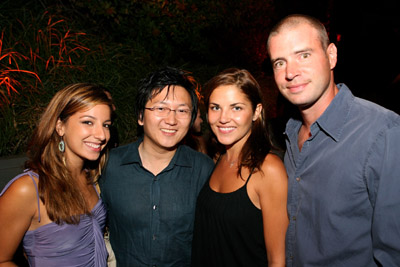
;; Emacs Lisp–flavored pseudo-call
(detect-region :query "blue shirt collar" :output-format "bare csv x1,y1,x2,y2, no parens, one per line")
286,83,354,142
119,137,193,169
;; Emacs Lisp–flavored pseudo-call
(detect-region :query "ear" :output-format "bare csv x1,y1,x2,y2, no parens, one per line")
138,113,144,126
327,43,337,70
56,118,65,137
252,103,262,121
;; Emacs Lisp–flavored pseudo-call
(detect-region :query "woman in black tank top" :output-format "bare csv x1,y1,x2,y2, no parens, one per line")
192,68,288,267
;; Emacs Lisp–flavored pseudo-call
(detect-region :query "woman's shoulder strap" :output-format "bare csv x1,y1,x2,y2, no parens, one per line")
244,167,256,185
0,170,41,222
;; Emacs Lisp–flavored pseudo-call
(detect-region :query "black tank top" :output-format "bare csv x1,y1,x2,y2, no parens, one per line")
191,171,268,266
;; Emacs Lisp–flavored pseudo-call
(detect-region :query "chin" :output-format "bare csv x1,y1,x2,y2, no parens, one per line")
161,145,179,151
216,138,234,146
87,156,101,162
85,152,102,161
160,141,180,150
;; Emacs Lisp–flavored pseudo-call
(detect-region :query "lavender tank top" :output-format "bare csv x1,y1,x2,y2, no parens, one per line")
0,170,108,267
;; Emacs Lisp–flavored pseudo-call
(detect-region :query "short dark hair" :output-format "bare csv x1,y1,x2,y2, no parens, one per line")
267,14,330,54
135,66,199,128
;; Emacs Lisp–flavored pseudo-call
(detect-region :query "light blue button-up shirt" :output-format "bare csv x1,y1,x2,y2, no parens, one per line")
285,84,400,266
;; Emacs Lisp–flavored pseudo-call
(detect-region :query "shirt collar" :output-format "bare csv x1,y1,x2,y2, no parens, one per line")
119,138,142,165
286,83,354,142
315,83,353,142
119,137,193,169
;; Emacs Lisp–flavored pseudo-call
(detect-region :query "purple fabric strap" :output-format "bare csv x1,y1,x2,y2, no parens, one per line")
0,170,41,222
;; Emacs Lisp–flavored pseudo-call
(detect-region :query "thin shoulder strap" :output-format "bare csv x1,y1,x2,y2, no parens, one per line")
244,167,256,186
216,153,223,164
26,171,41,222
94,182,101,197
0,170,41,222
0,172,28,196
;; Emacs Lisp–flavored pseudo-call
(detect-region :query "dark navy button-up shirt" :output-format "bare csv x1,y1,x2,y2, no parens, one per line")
284,84,400,266
100,139,214,267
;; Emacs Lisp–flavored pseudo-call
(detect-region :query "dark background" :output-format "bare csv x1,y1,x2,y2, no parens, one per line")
1,0,399,157
8,0,400,111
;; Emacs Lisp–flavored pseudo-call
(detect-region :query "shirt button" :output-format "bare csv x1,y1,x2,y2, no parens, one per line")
296,177,300,181
153,205,157,210
152,234,157,240
292,216,296,221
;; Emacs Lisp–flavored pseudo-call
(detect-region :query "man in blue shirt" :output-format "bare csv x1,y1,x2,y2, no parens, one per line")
267,14,400,266
100,67,214,266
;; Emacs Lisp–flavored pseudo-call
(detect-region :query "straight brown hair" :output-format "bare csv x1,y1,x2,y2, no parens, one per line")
25,83,113,224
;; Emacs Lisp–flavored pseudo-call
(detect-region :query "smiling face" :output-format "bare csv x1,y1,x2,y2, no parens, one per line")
56,104,112,166
207,85,261,150
268,23,337,112
139,85,192,152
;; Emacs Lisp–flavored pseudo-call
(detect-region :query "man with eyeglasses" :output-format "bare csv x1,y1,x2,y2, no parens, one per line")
99,66,215,267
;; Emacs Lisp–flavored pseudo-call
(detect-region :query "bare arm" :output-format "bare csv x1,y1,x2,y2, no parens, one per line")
0,175,37,266
258,154,289,267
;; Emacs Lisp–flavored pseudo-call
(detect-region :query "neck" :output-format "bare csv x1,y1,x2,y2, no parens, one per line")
65,157,86,179
140,138,177,160
138,141,177,175
225,148,240,161
225,128,251,159
224,144,243,168
300,83,339,128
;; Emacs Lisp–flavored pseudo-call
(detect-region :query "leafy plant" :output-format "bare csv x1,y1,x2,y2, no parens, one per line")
0,0,279,157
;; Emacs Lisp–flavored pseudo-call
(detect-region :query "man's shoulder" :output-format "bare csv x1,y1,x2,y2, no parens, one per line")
109,141,138,157
179,145,214,165
105,141,141,171
353,96,400,127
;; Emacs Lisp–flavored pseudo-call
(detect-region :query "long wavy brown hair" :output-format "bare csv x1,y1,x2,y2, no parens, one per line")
204,68,272,178
25,83,113,224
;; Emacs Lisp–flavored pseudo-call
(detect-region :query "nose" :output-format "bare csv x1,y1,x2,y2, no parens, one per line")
285,60,299,81
219,109,231,123
94,124,107,142
164,110,178,125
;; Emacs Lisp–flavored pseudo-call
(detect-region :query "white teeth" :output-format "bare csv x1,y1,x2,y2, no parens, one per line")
161,129,177,133
220,127,235,131
87,143,101,148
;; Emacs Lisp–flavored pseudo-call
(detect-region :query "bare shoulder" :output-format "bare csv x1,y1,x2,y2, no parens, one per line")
248,153,287,209
259,153,287,182
0,174,38,205
0,174,38,228
0,175,38,263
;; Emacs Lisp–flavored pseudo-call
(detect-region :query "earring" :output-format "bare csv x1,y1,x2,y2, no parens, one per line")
59,138,65,153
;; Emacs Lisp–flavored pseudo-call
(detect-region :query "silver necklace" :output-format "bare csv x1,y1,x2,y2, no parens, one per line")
227,159,238,168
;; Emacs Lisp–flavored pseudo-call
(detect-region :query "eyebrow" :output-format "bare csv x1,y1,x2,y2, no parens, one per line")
271,48,313,64
156,101,191,107
230,102,246,106
294,48,313,54
79,115,112,122
79,115,96,119
209,102,246,106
